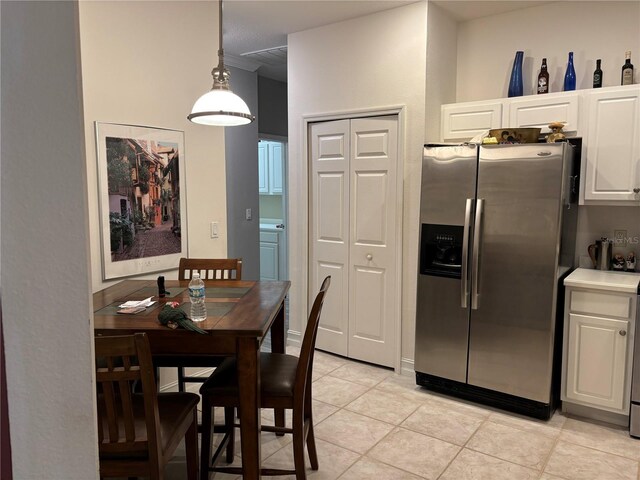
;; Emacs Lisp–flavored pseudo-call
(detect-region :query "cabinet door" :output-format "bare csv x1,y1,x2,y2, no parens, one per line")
259,241,279,281
508,92,580,134
441,101,504,141
258,142,269,194
269,142,284,194
583,86,640,202
566,313,630,412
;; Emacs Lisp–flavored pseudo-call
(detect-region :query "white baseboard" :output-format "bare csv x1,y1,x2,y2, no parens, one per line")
287,329,302,348
400,357,415,377
158,367,215,392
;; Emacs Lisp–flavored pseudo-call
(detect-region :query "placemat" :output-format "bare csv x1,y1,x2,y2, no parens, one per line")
178,302,235,317
133,286,187,298
204,286,250,298
94,302,161,316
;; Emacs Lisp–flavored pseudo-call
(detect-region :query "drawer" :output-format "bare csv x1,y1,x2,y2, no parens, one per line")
260,231,279,243
569,290,633,319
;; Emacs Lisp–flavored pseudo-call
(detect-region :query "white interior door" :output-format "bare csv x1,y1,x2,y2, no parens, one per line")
310,120,350,356
309,116,398,367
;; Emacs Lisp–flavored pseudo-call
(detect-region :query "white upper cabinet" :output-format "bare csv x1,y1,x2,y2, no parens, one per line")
259,140,285,195
508,92,581,134
441,100,504,141
583,85,640,202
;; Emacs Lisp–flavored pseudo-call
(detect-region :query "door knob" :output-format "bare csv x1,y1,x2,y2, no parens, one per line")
620,330,627,336
366,254,373,261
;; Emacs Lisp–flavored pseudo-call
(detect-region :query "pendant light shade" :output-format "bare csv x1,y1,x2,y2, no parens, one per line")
188,0,255,126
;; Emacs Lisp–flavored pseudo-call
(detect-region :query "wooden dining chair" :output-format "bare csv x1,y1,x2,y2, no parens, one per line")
95,333,199,480
198,276,331,480
177,257,242,281
158,258,243,392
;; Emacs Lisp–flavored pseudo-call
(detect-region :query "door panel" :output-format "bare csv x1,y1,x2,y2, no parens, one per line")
310,120,350,356
309,115,399,367
468,144,567,403
348,116,398,367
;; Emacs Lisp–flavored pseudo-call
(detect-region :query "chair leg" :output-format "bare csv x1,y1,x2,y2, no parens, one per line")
292,414,307,480
306,419,319,471
224,406,236,463
185,408,199,480
200,400,214,480
274,407,285,436
178,367,186,392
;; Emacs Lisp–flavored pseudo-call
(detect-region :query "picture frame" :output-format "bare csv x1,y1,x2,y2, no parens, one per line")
95,122,187,280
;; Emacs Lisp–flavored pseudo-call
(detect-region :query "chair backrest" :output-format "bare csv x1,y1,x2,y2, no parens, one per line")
294,276,331,402
178,258,242,281
95,333,161,462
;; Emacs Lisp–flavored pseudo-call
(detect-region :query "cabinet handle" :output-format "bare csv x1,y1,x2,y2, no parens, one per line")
620,330,627,336
633,188,640,193
366,254,373,261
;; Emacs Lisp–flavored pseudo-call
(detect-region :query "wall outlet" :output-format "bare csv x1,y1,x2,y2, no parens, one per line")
245,208,252,221
614,229,627,246
210,221,219,239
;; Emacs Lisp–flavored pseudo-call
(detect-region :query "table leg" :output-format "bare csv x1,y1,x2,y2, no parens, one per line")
237,337,261,479
271,301,286,432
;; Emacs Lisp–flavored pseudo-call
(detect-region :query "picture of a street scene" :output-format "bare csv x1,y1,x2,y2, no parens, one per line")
105,136,182,262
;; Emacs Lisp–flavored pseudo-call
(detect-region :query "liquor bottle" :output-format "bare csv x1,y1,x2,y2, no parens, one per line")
621,51,634,85
593,59,603,88
563,52,576,91
537,58,549,94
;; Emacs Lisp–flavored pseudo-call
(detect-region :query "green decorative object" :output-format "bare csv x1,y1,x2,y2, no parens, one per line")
158,302,208,334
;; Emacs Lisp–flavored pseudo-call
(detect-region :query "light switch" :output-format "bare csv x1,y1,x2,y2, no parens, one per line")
246,208,252,221
210,222,219,238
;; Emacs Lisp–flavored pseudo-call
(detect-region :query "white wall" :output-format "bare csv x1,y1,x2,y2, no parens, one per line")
457,1,640,102
287,2,427,370
425,1,458,141
79,1,227,293
1,2,98,478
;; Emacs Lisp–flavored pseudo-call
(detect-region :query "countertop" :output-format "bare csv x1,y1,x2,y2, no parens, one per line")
564,268,640,294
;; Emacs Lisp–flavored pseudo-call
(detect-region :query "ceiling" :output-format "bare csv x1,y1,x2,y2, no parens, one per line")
223,0,551,81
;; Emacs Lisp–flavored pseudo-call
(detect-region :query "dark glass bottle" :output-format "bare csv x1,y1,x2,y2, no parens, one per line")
563,52,576,91
537,58,549,94
593,59,603,88
622,51,634,85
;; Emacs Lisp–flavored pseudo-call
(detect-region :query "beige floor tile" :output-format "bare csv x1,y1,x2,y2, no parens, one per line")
488,409,565,438
401,402,485,446
466,421,555,470
312,375,370,407
376,374,433,403
327,361,392,387
545,441,638,480
439,448,540,480
314,350,349,370
427,392,493,418
314,409,394,454
259,400,339,427
261,438,360,480
345,388,421,425
211,428,292,461
539,474,568,480
368,427,459,479
560,417,640,460
340,457,423,480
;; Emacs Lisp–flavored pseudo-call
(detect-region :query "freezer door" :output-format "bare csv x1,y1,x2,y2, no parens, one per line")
468,144,567,403
421,144,478,225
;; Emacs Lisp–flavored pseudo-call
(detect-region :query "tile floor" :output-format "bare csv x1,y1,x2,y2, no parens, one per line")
159,346,640,480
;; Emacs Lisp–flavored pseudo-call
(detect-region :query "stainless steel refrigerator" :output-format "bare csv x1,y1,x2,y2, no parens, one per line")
415,142,579,419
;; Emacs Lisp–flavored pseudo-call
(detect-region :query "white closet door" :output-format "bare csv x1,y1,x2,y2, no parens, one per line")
309,120,350,356
348,116,398,367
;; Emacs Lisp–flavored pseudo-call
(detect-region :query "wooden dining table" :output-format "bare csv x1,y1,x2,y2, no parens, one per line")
93,278,291,480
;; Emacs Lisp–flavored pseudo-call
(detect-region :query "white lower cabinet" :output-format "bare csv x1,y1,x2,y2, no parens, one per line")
565,313,629,411
259,230,279,281
562,276,638,420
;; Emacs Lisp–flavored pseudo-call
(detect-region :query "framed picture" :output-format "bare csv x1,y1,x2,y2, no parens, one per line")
95,122,187,280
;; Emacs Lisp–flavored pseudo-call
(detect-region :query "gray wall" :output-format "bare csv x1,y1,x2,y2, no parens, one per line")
258,76,288,137
225,66,260,280
2,1,99,477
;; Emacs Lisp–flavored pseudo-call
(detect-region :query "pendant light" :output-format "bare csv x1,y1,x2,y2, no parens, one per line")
188,0,255,126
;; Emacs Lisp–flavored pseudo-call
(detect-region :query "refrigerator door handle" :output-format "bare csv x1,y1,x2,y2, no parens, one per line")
471,198,484,310
461,198,473,308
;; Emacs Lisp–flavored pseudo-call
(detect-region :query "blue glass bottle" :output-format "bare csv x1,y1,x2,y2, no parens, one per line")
508,51,524,97
564,52,576,91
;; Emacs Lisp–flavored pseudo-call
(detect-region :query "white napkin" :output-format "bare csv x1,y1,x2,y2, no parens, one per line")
119,297,156,309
